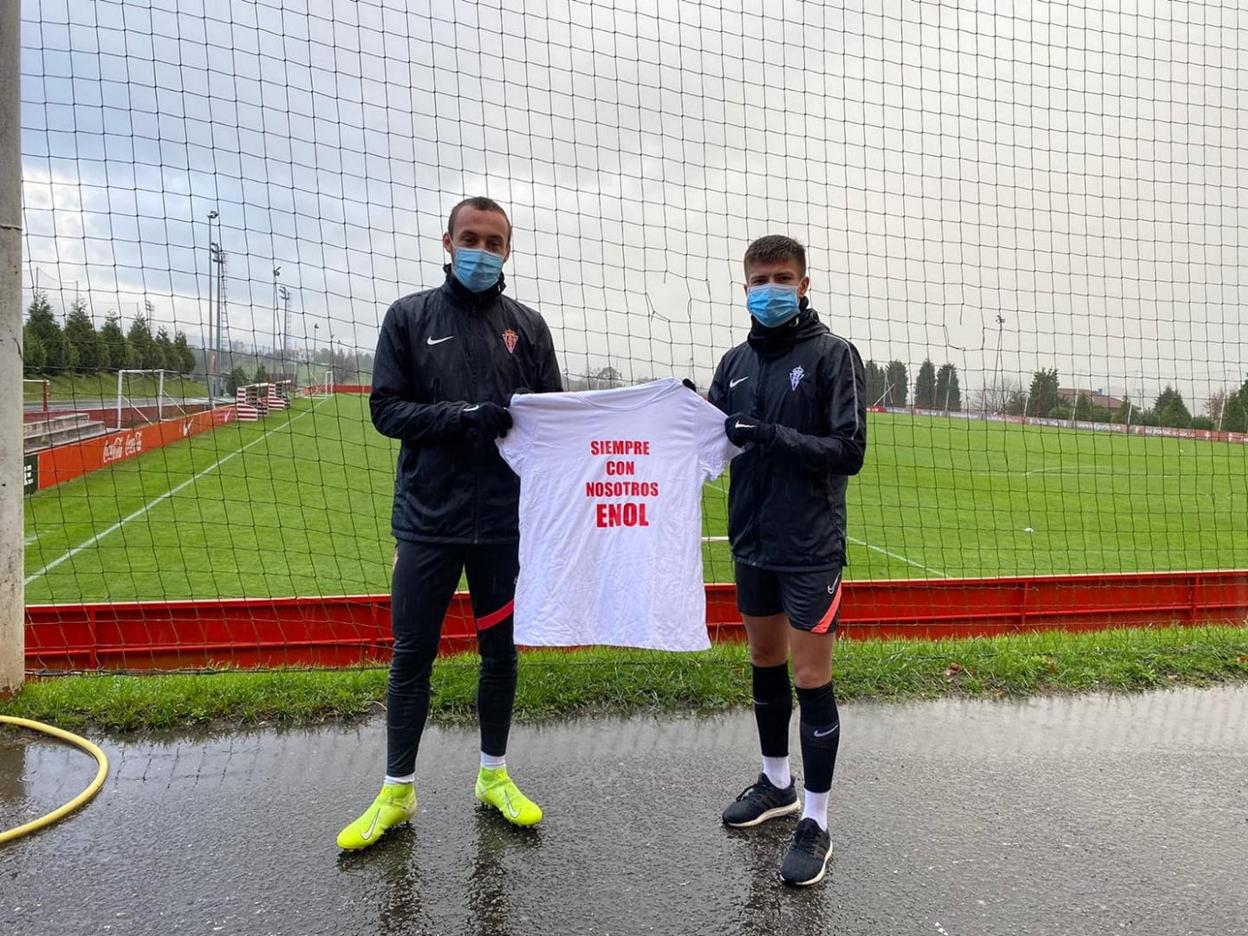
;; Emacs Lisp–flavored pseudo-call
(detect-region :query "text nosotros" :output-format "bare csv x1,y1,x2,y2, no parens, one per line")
589,439,655,528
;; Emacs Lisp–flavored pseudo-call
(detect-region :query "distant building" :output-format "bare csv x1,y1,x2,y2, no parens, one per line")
1057,388,1126,414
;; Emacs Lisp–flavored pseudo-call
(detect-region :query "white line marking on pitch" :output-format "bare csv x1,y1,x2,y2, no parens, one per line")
25,404,322,585
701,534,947,578
24,532,38,546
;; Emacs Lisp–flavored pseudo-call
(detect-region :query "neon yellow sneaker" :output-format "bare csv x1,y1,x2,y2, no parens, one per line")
474,767,543,827
336,783,417,850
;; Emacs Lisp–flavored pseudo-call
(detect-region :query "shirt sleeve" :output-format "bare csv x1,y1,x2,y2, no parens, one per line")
496,392,536,475
691,392,741,481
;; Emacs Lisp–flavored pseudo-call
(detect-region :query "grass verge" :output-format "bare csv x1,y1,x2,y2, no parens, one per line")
3,625,1247,732
24,373,209,403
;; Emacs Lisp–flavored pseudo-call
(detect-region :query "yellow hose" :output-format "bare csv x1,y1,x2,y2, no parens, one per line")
0,715,109,844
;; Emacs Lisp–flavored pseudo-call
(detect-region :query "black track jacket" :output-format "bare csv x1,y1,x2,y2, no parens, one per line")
708,305,867,571
371,269,562,544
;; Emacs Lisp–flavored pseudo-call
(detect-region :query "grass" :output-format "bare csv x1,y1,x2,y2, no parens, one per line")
24,372,209,403
3,626,1246,732
23,395,1248,604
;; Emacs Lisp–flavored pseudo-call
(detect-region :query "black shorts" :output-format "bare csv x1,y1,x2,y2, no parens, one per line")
734,562,843,634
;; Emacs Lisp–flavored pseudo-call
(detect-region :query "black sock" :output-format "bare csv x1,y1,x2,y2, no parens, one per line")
797,681,840,795
752,662,793,768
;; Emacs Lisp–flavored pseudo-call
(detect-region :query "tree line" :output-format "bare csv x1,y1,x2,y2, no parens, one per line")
1003,368,1248,432
861,359,963,411
22,292,196,378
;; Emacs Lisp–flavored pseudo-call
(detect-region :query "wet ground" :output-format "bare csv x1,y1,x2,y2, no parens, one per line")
2,686,1246,936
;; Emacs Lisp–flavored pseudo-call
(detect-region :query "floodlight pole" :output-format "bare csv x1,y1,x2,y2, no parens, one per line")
0,0,24,692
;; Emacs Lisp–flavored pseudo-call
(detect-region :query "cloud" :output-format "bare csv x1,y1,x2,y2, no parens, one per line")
18,0,1248,401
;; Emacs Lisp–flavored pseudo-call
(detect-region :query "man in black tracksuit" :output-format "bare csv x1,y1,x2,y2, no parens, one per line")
709,235,867,886
337,197,561,850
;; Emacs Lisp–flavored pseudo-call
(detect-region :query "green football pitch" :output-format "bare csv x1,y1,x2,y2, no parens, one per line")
22,393,1248,605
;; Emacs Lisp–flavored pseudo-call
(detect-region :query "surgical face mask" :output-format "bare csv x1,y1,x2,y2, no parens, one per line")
746,283,800,327
453,247,505,292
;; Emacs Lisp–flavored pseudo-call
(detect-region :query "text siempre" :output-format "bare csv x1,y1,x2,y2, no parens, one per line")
587,438,658,527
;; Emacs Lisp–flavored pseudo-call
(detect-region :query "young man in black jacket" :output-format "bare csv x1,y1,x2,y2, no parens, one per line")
338,197,562,849
708,235,867,886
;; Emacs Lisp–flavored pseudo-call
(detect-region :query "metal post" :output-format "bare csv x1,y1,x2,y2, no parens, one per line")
116,369,123,430
0,0,24,692
272,265,281,369
206,210,217,398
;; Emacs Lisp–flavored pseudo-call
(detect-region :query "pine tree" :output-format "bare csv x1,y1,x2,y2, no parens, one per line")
935,363,962,412
25,291,67,373
99,312,129,370
22,325,47,375
64,298,103,372
173,331,196,375
155,327,176,372
1026,368,1060,417
1151,385,1191,428
864,361,887,406
885,360,908,406
914,359,937,408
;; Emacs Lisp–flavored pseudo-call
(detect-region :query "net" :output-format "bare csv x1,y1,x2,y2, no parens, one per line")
17,0,1248,670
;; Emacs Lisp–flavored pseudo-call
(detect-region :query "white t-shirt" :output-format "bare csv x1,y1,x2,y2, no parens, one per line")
497,378,739,651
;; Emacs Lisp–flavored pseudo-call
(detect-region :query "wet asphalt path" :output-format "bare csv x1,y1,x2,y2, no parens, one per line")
2,686,1246,936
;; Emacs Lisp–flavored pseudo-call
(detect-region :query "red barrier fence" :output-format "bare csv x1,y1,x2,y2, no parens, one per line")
24,569,1248,671
24,401,218,428
31,405,237,491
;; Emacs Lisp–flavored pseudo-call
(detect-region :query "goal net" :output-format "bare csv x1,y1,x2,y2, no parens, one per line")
16,0,1248,669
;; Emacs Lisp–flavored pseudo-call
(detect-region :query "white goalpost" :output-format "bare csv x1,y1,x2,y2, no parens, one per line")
314,370,333,399
115,369,189,431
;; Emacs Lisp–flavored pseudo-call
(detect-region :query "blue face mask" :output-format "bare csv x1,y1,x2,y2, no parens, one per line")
453,247,505,293
746,283,801,327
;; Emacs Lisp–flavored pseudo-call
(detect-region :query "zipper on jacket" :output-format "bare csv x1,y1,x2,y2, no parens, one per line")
752,355,772,560
464,311,482,544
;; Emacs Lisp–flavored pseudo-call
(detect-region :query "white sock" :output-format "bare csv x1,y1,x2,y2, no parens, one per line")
480,752,506,770
802,789,830,830
762,756,791,790
383,773,414,786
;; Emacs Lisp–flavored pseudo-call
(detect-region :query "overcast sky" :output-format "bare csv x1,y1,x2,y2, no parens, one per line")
18,0,1248,406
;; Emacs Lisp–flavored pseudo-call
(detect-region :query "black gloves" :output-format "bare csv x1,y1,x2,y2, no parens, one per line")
681,378,697,392
461,402,513,438
725,412,776,448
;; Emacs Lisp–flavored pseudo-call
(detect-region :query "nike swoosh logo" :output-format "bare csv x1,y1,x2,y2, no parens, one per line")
733,421,754,429
502,790,520,819
463,404,481,412
359,808,381,841
813,725,839,739
426,335,454,345
729,376,750,388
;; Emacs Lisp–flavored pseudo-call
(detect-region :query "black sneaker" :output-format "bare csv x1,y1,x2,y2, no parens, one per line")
721,773,800,828
779,818,833,886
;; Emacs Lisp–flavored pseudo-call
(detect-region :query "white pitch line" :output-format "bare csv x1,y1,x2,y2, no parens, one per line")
849,536,948,578
24,532,38,546
702,534,947,578
25,404,321,585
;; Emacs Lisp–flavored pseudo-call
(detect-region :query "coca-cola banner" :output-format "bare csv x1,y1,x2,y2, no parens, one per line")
33,405,238,492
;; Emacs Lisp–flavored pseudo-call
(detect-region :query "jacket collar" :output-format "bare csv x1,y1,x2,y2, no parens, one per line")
747,298,827,356
440,264,507,310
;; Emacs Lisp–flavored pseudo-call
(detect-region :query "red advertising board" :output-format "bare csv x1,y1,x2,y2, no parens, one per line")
35,405,238,490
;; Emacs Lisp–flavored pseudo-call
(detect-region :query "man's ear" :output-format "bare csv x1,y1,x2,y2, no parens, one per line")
798,275,811,298
442,232,453,255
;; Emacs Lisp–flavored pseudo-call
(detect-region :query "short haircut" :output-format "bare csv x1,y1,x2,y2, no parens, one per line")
743,234,807,277
447,196,511,245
